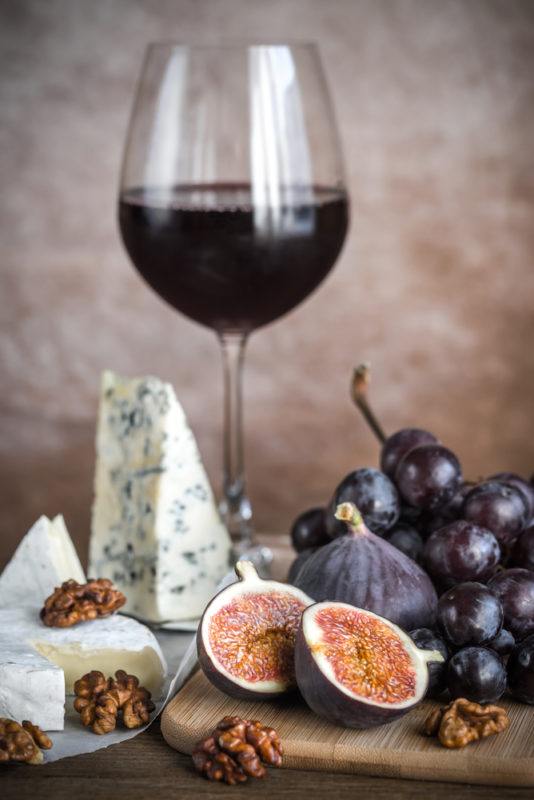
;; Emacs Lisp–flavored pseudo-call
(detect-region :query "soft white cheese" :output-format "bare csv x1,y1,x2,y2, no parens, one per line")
0,607,167,730
89,370,232,624
0,515,86,609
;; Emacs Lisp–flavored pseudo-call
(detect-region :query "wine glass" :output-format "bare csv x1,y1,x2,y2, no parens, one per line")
118,42,349,566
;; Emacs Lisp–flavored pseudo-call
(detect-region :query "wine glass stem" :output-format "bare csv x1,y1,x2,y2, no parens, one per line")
218,331,253,551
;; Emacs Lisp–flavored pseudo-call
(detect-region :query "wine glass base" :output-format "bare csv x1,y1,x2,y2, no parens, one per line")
231,540,273,577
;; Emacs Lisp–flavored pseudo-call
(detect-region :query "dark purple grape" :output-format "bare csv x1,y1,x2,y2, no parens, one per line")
290,507,329,553
462,481,528,548
510,525,534,572
423,521,501,589
384,523,424,563
399,504,423,526
416,510,455,540
325,468,400,538
394,444,462,511
442,481,475,517
507,633,534,704
287,548,317,583
380,428,438,479
409,627,449,697
437,583,503,647
488,628,515,656
447,647,507,703
488,568,534,640
489,472,534,519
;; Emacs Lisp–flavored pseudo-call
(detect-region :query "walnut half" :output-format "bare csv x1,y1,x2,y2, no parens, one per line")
192,716,283,784
424,698,510,749
73,669,155,735
0,718,53,765
40,578,126,627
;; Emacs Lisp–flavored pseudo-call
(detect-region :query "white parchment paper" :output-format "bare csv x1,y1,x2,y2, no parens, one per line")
42,571,236,762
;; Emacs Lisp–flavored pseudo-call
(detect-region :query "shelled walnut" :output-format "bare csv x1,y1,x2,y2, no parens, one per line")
0,718,52,764
73,669,155,735
192,716,283,785
40,578,126,627
424,698,510,749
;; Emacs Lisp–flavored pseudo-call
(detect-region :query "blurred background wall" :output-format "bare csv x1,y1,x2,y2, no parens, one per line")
1,0,534,568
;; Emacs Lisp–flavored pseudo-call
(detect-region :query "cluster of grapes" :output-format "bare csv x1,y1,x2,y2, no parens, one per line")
289,365,534,705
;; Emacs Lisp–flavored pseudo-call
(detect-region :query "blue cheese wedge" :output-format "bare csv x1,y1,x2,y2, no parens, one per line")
0,607,167,730
89,371,232,624
0,515,86,609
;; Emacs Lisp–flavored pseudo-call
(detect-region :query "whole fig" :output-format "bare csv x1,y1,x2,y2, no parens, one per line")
294,503,438,631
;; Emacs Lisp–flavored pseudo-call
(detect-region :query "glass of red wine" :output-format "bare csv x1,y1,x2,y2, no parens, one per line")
118,43,349,566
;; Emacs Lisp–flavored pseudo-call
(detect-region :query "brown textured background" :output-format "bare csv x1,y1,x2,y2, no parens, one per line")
1,0,534,570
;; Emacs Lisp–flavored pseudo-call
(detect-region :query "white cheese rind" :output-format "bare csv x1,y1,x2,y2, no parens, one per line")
0,608,166,730
0,661,65,732
89,371,232,623
0,515,86,609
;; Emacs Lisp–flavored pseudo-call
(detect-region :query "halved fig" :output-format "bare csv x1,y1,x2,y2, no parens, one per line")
198,561,313,700
295,602,444,728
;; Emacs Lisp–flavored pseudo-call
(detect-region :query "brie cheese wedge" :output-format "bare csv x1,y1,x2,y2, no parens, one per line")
0,607,167,730
89,370,232,624
0,515,86,609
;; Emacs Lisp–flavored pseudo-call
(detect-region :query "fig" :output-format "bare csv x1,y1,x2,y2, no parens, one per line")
293,502,438,630
197,561,313,700
295,602,444,728
287,548,317,583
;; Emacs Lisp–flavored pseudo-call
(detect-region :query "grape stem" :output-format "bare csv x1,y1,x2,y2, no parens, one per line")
350,364,387,444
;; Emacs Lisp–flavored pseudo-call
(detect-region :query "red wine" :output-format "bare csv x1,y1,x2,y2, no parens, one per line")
118,184,348,333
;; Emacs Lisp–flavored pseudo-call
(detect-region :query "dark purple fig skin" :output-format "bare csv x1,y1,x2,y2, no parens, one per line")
380,428,438,479
507,633,534,704
288,548,317,584
290,507,328,553
294,520,438,631
510,525,534,572
462,481,529,548
294,623,417,728
488,568,534,640
423,521,501,590
447,647,507,703
409,628,449,697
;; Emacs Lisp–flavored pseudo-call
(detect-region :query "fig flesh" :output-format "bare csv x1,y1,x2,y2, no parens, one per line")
295,602,443,728
198,561,313,700
293,503,438,630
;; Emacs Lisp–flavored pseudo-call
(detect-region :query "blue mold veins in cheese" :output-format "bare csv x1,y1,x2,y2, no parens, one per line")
89,371,233,624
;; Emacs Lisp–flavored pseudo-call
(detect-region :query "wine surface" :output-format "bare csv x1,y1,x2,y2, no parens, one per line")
119,184,348,333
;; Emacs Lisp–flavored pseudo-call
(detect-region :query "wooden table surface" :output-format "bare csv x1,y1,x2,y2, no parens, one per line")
2,719,533,800
2,539,533,798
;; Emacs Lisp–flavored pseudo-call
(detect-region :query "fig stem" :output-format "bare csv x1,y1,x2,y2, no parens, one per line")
350,364,387,445
235,560,260,582
420,649,445,665
335,502,365,532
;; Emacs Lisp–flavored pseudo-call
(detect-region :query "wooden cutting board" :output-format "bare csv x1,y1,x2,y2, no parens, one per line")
161,669,534,787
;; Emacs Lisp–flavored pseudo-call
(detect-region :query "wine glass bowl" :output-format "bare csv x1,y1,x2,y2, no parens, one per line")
118,42,349,562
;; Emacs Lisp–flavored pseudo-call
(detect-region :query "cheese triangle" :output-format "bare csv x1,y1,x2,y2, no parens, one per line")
0,515,86,609
89,370,233,624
